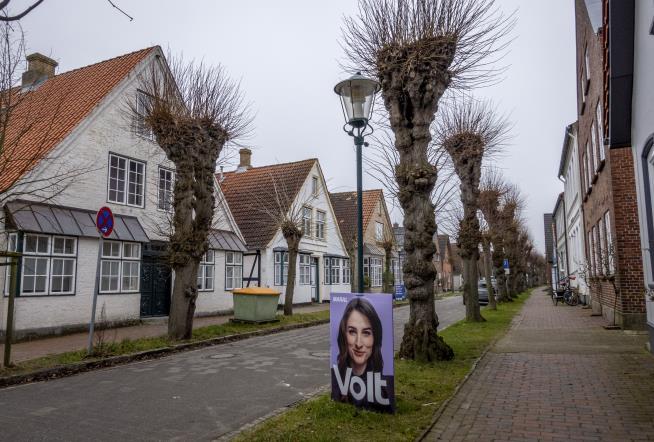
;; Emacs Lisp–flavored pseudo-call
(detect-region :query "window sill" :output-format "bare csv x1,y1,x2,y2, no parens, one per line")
13,293,76,298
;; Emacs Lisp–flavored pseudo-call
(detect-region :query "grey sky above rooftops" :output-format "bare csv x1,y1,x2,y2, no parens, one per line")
18,0,576,252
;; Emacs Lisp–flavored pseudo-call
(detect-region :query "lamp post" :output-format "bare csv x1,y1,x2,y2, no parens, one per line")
334,72,380,293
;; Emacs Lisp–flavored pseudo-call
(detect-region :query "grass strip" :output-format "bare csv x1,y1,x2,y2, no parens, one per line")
235,290,531,442
0,310,330,378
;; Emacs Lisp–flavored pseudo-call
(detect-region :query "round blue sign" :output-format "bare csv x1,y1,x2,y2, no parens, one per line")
96,206,114,238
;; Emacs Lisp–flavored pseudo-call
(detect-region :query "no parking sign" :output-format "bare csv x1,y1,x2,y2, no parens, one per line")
95,206,114,238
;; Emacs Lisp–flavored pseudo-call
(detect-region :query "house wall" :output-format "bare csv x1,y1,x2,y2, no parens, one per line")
262,162,351,302
631,0,654,341
363,197,395,293
0,50,245,336
562,132,589,300
554,198,567,283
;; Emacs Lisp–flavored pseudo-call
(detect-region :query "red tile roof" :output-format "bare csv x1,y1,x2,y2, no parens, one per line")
0,47,156,193
329,189,383,249
219,159,317,250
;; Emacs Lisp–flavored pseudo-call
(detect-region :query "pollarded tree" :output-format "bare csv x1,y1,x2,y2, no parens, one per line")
342,0,512,361
434,97,509,322
478,168,508,307
135,55,250,340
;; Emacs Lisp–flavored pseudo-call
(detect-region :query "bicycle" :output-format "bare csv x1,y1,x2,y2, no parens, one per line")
552,276,579,306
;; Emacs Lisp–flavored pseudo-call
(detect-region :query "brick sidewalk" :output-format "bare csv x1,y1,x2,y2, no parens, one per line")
424,287,654,442
0,303,328,365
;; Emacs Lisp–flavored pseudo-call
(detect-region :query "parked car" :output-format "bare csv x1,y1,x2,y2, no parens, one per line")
462,280,491,305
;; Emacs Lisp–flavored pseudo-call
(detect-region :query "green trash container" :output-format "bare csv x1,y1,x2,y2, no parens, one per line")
232,287,281,323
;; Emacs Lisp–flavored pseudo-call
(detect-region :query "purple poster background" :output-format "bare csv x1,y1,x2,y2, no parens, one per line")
330,293,394,376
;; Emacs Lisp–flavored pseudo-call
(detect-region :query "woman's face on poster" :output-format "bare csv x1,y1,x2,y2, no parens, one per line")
346,310,374,374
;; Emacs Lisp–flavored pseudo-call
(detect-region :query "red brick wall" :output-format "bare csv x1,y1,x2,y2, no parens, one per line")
610,147,646,316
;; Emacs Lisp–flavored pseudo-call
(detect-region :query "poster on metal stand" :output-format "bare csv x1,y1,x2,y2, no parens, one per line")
330,292,395,413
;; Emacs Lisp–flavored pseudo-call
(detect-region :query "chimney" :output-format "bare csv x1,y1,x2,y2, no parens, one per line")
22,53,58,89
237,148,252,172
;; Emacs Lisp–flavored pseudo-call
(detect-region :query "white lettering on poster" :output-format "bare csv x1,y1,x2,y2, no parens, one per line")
332,365,390,405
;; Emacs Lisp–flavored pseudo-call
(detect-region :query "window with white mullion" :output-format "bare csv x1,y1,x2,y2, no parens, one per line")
50,258,75,294
100,260,121,293
342,259,350,284
371,257,383,287
299,254,311,285
108,153,146,207
3,232,18,295
596,102,605,161
158,167,174,211
302,207,312,237
225,251,242,290
108,154,127,204
331,258,341,284
22,256,49,295
128,160,145,207
316,210,326,240
198,250,215,291
52,236,76,256
135,90,154,140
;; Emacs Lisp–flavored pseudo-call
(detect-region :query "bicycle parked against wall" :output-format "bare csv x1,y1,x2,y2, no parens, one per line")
552,276,579,306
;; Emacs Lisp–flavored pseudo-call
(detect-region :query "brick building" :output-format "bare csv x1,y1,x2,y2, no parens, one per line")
573,0,645,329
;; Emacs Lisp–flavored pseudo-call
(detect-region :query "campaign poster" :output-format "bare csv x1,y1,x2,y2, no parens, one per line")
330,292,395,413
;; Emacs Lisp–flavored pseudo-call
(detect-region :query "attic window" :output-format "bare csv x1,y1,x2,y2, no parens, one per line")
312,176,319,196
135,90,154,140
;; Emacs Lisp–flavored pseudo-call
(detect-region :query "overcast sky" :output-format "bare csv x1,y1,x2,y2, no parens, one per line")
17,0,577,253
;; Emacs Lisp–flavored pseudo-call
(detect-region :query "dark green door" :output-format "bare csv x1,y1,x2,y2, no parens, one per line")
140,259,171,317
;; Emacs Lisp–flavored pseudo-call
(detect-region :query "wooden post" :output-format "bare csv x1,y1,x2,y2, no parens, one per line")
3,253,18,367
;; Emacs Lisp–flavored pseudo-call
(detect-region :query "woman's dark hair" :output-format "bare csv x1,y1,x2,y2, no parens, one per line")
337,297,384,374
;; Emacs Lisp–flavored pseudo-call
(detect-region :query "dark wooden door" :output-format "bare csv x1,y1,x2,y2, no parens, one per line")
140,259,171,317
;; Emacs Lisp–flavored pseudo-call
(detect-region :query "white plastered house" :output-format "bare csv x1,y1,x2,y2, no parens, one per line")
220,151,352,303
0,47,247,339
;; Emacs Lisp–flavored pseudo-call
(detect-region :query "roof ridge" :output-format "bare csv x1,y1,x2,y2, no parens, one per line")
330,188,383,196
221,158,317,175
52,46,158,79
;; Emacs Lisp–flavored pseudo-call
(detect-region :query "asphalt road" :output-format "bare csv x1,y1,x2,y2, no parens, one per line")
0,296,464,441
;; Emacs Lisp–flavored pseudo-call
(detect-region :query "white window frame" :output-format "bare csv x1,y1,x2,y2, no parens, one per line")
315,210,326,241
604,211,614,274
370,257,383,287
331,258,341,285
324,257,331,285
100,240,141,294
375,222,384,242
158,166,174,212
342,258,351,285
302,206,312,237
596,102,605,161
135,90,154,140
108,153,146,208
197,250,215,292
21,234,79,296
311,176,319,196
299,254,311,285
225,251,243,291
3,232,18,295
274,251,289,286
363,257,370,281
22,234,51,295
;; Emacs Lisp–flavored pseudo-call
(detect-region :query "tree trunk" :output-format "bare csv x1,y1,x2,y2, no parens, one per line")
383,243,393,293
378,40,456,362
483,241,496,310
168,261,200,339
284,233,301,316
455,173,484,322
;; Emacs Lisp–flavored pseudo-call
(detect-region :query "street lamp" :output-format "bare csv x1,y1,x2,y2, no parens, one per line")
334,72,380,293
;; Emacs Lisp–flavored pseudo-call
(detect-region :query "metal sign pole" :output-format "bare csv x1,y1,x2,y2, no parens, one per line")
87,237,103,355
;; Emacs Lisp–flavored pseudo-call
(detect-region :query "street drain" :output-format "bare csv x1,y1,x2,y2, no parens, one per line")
208,353,237,359
310,352,330,358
